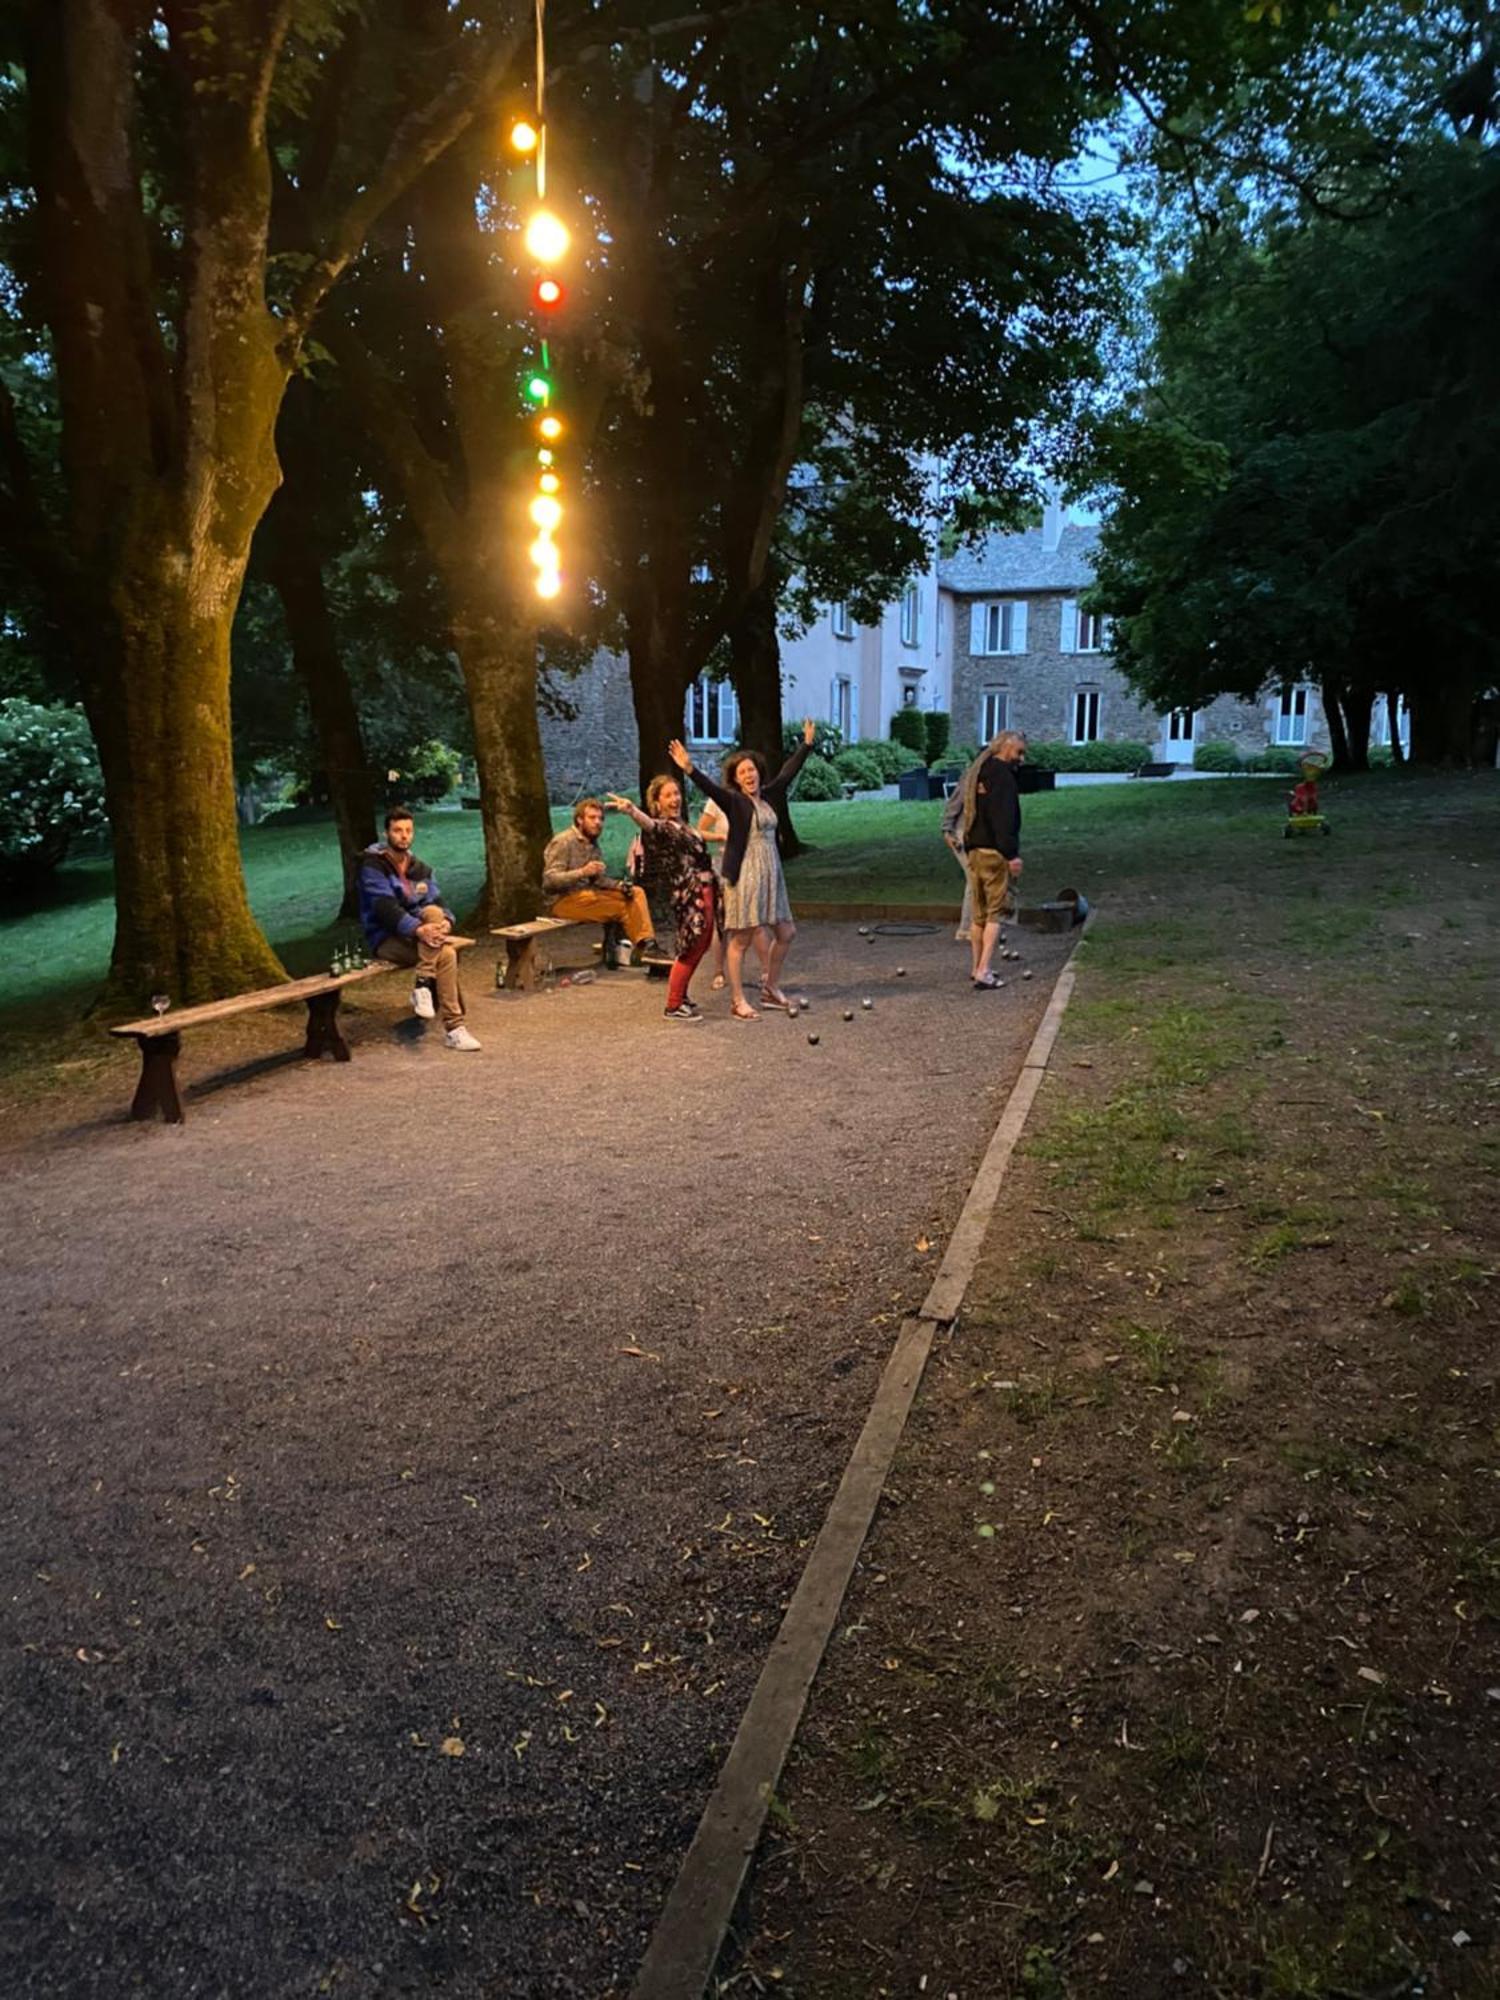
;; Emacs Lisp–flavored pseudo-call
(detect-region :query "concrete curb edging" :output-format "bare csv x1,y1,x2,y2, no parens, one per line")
630,941,1088,2000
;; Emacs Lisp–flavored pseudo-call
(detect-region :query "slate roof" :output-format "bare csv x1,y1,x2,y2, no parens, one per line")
938,521,1101,595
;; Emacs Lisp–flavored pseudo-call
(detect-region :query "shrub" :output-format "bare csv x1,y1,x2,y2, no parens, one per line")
0,698,108,881
790,751,842,801
947,740,981,769
1022,738,1152,774
833,747,885,791
1367,744,1395,769
384,738,463,803
1193,740,1243,773
924,710,951,763
855,738,915,782
1244,745,1303,774
890,708,927,755
784,720,843,760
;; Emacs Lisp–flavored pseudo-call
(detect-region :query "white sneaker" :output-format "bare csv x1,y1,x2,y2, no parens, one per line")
444,1024,482,1051
411,983,436,1019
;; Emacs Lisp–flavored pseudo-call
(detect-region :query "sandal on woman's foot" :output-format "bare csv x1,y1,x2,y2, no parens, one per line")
731,1000,759,1020
759,987,791,1011
711,973,726,991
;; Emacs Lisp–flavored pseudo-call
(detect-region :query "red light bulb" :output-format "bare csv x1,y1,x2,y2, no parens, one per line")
534,276,565,310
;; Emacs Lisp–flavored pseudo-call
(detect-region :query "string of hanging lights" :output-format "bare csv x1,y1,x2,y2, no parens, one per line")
511,0,568,599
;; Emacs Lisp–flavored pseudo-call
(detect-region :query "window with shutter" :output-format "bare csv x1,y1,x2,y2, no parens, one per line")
1071,687,1101,744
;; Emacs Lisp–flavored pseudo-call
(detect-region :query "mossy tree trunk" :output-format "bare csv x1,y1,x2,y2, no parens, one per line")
22,3,523,1005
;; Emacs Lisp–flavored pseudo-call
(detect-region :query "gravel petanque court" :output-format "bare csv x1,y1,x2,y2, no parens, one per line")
1,919,1072,1999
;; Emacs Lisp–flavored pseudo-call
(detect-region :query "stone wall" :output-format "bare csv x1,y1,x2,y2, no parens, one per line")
948,592,1305,754
537,650,640,802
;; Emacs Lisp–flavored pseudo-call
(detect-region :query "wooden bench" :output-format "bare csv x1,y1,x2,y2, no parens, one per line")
492,915,582,991
110,942,473,1124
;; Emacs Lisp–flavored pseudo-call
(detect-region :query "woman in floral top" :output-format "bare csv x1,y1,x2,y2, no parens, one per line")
605,777,722,1021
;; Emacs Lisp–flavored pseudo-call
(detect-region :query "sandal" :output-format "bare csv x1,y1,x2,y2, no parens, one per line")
759,987,791,1011
731,1000,759,1020
711,973,726,991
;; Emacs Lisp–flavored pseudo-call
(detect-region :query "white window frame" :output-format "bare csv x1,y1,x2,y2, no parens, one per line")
972,599,1027,657
1071,686,1101,745
1077,608,1109,653
686,675,737,744
831,674,853,740
1370,695,1410,748
1273,685,1310,747
899,582,921,649
1165,707,1195,746
979,686,1009,741
830,600,853,640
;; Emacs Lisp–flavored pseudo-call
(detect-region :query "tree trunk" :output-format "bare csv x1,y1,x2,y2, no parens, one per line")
728,573,803,858
1339,685,1372,773
85,524,288,1006
261,491,377,919
1320,677,1353,772
447,575,552,928
1386,691,1406,767
1409,674,1478,765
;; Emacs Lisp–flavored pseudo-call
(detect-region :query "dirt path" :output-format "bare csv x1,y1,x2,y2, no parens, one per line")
0,920,1072,1999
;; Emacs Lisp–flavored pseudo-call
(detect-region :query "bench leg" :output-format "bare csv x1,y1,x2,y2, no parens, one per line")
305,990,351,1062
504,936,541,992
129,1032,184,1124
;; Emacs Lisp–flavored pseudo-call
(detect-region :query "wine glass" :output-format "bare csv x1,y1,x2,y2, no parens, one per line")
150,993,171,1018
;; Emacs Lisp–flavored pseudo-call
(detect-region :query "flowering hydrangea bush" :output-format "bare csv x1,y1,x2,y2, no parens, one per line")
0,698,108,878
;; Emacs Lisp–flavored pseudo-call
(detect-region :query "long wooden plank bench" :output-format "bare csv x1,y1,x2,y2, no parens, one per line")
110,941,473,1124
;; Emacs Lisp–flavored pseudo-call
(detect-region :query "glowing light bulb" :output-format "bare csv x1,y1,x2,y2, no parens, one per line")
524,211,570,263
539,471,560,494
525,374,551,404
538,415,562,441
536,572,562,600
534,276,565,310
529,532,558,568
530,495,562,530
537,448,554,466
510,120,539,154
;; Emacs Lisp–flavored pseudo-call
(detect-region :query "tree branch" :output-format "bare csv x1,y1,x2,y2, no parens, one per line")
280,13,529,351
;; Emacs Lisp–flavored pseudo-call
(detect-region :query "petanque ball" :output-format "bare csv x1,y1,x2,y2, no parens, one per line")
861,997,873,1010
895,966,906,977
807,1032,820,1046
1022,970,1033,980
842,1009,854,1022
857,925,870,937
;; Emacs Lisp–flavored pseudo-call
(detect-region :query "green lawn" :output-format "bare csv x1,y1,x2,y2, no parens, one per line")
1,771,1489,1062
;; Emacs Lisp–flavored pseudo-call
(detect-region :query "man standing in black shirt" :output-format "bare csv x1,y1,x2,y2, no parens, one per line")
958,730,1026,990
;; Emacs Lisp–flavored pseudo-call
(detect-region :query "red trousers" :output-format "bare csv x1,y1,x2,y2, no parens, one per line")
667,883,718,1009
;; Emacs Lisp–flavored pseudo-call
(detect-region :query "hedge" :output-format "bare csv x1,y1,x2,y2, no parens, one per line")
1024,738,1152,773
923,710,951,764
832,747,885,791
791,752,843,801
890,709,927,755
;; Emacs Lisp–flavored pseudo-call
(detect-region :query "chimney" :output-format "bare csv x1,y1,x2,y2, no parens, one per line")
1041,487,1065,553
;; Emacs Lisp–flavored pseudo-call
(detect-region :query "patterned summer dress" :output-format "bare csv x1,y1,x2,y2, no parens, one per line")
723,798,792,930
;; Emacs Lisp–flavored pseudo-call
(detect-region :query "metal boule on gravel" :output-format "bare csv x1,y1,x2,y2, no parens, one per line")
861,998,873,1010
807,1033,819,1046
1023,970,1033,980
895,966,907,977
842,1009,854,1022
857,925,870,936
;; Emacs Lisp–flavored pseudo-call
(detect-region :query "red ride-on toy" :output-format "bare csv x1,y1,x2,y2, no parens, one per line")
1284,750,1331,838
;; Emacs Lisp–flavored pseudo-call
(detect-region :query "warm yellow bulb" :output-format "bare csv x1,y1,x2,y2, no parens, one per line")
539,471,560,494
524,210,570,263
536,572,562,600
530,495,562,530
510,120,539,154
529,532,557,568
537,448,554,466
538,415,562,441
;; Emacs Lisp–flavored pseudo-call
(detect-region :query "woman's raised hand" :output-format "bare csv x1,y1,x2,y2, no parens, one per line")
604,792,631,813
802,716,816,746
667,738,692,772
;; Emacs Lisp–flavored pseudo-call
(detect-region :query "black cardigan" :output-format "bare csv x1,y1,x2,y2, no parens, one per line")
688,741,812,886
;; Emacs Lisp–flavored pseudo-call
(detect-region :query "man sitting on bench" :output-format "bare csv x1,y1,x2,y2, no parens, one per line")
542,798,659,961
358,806,481,1051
